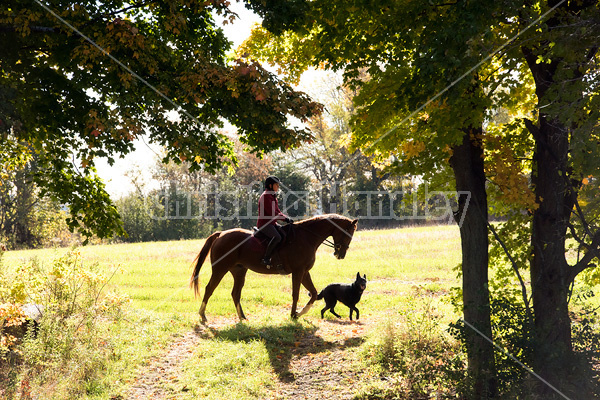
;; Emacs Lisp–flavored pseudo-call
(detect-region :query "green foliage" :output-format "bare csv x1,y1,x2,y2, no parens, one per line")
488,295,534,394
114,193,156,243
243,0,309,36
488,218,533,290
245,0,600,395
0,156,92,249
115,189,214,242
271,160,311,220
0,0,322,240
359,299,465,399
243,0,513,172
0,249,132,399
237,25,318,84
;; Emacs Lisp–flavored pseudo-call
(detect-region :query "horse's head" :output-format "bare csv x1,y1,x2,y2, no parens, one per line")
332,218,358,259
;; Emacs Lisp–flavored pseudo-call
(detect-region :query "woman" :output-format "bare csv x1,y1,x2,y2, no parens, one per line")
257,175,293,266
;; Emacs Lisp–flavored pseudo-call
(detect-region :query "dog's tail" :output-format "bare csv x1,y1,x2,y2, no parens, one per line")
316,289,324,300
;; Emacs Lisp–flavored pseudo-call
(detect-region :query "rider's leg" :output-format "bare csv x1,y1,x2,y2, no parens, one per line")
260,224,281,265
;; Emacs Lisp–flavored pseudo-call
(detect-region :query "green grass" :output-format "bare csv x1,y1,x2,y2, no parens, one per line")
0,224,478,399
181,318,317,399
5,224,599,398
3,224,462,318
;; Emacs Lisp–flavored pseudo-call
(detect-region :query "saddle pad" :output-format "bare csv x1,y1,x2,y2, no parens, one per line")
247,235,267,253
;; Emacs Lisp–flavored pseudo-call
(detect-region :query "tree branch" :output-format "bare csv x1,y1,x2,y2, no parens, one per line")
85,2,152,25
569,223,600,283
488,222,534,320
568,181,600,275
523,117,540,141
0,25,59,34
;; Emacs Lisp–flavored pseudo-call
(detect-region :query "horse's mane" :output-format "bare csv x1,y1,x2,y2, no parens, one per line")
295,213,353,227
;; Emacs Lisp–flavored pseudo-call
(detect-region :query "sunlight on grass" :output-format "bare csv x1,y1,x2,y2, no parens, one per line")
4,224,599,399
2,224,466,398
183,339,274,399
2,225,462,320
181,317,314,400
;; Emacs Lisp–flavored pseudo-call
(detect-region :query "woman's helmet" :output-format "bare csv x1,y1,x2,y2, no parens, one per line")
265,175,280,190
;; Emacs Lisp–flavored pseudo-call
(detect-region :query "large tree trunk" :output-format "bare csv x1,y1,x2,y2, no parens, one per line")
529,111,575,396
450,129,497,398
522,9,594,390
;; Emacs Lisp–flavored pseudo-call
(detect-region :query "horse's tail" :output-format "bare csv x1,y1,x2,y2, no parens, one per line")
190,231,221,297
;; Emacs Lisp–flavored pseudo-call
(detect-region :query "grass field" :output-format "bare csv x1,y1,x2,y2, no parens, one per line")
3,224,462,320
5,223,562,399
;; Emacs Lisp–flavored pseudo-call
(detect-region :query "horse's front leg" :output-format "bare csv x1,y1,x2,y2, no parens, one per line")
297,271,318,317
290,271,305,319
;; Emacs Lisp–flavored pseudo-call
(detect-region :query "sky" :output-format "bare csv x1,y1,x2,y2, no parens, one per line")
95,3,263,198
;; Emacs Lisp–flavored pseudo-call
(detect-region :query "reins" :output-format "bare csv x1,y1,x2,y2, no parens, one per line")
322,238,349,250
293,220,351,251
322,238,336,249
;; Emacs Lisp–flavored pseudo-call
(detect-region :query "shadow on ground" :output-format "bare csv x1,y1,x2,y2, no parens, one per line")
194,319,364,382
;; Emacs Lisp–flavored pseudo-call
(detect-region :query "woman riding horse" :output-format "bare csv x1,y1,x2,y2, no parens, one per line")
257,175,293,266
190,213,358,322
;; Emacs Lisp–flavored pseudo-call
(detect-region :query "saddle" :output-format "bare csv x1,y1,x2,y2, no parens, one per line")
251,224,295,273
251,223,295,248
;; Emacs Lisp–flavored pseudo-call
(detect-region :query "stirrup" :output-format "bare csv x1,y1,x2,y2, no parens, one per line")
262,258,272,267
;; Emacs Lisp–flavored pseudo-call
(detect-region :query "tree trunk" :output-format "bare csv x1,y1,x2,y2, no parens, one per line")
449,129,497,398
529,106,576,397
522,27,587,395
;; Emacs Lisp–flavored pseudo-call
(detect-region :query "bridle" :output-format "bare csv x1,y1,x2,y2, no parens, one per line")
323,225,355,254
322,239,349,252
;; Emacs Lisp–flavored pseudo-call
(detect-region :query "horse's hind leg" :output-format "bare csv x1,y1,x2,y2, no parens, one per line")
199,267,228,323
230,265,248,322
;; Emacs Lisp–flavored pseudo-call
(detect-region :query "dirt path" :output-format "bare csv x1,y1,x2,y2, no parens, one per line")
124,316,372,400
271,318,370,400
125,330,201,400
272,346,365,400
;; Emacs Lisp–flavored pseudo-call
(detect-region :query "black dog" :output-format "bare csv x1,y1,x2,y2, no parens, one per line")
317,272,367,320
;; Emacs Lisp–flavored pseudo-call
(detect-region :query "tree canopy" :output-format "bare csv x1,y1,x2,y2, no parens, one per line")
0,0,322,240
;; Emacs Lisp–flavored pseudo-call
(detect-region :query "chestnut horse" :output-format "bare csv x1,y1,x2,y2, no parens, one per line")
190,214,358,322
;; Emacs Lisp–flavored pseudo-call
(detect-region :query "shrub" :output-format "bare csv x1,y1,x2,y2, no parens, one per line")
358,299,465,399
0,249,129,399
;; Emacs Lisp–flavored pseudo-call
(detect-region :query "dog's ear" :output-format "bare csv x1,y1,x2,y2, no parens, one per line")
356,272,360,280
363,274,367,280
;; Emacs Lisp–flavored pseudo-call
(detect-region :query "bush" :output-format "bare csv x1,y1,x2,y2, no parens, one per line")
0,249,130,399
358,299,465,399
